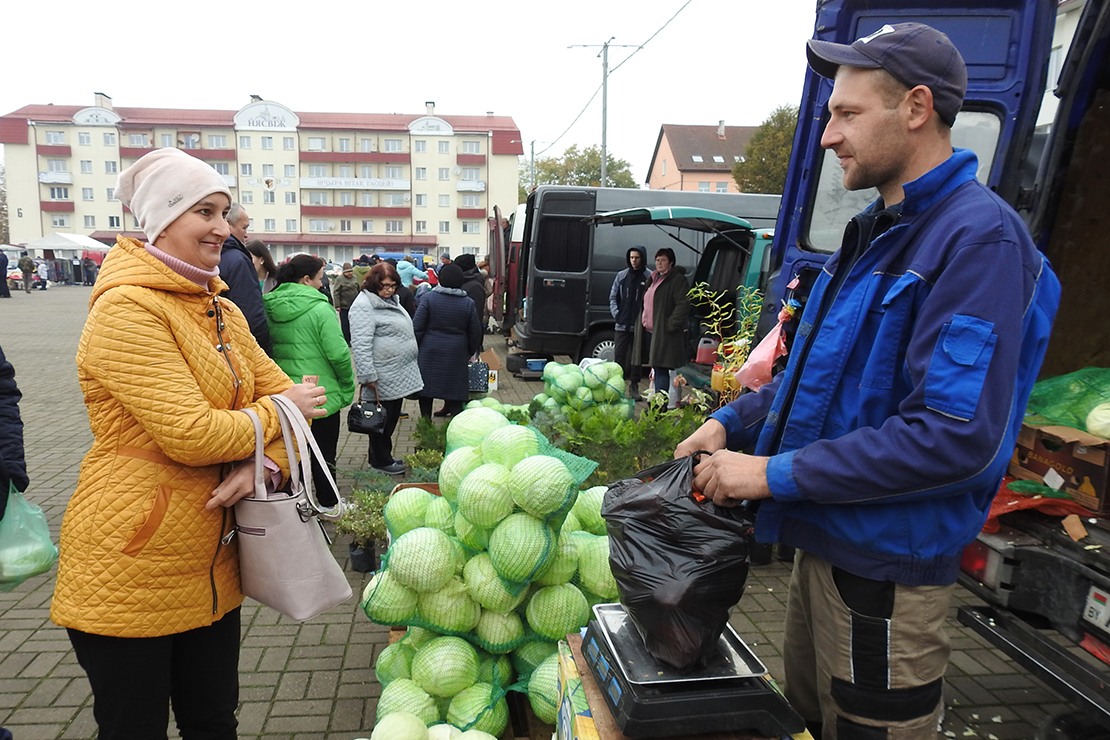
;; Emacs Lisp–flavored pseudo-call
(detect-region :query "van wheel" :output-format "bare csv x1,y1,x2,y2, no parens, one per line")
580,331,616,363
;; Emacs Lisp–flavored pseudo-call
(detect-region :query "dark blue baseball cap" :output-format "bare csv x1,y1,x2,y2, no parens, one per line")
806,22,967,126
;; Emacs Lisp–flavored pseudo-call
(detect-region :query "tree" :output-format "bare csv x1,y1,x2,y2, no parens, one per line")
732,105,799,194
531,145,637,189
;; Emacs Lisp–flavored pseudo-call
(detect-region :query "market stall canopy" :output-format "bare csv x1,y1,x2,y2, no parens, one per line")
27,233,110,252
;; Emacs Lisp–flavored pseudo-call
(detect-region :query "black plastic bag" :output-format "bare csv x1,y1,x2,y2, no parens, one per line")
603,454,753,671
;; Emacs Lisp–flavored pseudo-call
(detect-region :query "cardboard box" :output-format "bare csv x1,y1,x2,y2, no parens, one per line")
481,348,503,391
556,639,600,740
1010,422,1110,513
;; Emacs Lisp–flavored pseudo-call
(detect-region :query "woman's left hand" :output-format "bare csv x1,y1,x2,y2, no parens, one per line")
206,461,256,510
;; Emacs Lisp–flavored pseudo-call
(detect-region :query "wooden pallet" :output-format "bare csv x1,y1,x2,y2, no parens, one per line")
504,690,554,740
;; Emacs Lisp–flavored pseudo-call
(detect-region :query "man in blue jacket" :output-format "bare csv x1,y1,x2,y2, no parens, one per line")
677,23,1060,739
219,203,272,355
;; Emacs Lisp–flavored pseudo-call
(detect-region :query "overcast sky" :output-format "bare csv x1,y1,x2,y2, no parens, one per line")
2,1,818,183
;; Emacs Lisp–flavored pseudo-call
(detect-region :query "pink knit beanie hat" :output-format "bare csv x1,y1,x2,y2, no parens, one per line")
115,148,231,242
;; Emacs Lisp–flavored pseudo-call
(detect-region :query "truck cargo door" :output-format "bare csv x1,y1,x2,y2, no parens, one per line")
527,189,595,336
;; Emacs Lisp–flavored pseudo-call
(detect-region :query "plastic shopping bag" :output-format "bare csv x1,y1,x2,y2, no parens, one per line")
0,483,58,591
734,319,787,392
602,455,754,670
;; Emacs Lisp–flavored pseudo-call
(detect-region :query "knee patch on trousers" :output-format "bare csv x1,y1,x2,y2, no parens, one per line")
831,675,943,724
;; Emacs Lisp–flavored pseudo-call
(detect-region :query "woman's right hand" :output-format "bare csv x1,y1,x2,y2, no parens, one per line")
280,383,328,420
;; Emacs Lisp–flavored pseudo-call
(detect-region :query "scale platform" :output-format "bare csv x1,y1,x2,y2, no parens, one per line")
582,604,805,738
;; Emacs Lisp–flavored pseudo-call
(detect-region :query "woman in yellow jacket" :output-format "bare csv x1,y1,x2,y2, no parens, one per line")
50,148,327,738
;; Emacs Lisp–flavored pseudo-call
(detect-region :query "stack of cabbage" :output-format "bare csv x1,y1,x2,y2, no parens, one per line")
531,361,633,422
362,407,614,733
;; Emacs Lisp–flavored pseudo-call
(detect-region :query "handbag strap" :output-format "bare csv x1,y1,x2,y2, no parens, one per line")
270,394,344,520
239,408,268,500
360,383,381,405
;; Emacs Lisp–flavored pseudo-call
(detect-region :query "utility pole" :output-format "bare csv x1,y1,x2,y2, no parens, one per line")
570,37,635,188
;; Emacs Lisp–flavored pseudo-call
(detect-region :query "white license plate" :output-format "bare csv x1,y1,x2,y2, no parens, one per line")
1083,585,1110,629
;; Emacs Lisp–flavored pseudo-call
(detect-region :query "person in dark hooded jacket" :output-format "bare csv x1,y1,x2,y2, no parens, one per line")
452,253,487,324
412,263,482,419
609,245,648,394
0,345,28,520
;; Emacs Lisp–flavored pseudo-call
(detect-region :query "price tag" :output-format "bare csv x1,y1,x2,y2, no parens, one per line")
1043,467,1065,490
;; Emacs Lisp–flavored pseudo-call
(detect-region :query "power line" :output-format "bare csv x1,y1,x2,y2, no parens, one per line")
537,0,693,160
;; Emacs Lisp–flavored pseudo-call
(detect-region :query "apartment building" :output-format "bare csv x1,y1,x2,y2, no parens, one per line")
0,95,523,264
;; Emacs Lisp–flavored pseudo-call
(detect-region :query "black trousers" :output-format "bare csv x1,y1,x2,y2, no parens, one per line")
612,329,641,383
338,308,351,345
309,411,340,506
418,397,463,418
67,608,241,740
368,397,404,467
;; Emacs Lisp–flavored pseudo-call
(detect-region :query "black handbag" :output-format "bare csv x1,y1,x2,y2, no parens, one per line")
347,385,387,434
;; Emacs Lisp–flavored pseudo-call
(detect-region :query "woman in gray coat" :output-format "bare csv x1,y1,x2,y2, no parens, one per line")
349,262,424,475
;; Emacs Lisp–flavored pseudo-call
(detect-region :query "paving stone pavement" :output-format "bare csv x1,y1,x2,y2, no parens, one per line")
0,284,1074,738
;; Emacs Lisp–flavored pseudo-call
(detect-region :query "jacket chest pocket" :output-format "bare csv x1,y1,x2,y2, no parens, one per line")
860,273,920,392
925,314,996,421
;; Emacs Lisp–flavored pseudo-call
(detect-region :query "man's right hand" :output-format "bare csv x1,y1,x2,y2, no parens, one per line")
675,417,727,458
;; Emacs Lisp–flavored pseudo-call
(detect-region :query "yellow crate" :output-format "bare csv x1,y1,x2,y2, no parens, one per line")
556,639,600,740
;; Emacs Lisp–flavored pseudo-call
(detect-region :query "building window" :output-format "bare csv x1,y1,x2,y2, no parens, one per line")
340,219,352,232
105,161,118,174
338,138,351,152
338,165,353,178
415,220,427,234
462,141,480,154
360,164,374,178
78,132,91,146
697,181,710,192
461,194,480,208
106,187,116,201
284,136,295,150
180,133,199,149
286,219,298,231
263,191,275,204
108,215,121,228
285,192,297,205
84,215,96,228
461,167,480,180
438,167,450,181
285,164,296,177
384,138,402,152
161,134,174,147
360,193,374,207
239,135,251,149
308,137,326,151
264,218,276,231
308,191,328,206
414,140,426,153
340,192,355,206
241,163,253,176
261,136,273,150
309,219,329,232
386,220,404,233
208,135,226,148
438,141,450,154
415,167,427,180
51,215,70,228
213,162,230,175
128,133,148,147
241,191,254,204
49,187,69,200
362,220,374,232
438,221,450,234
309,164,327,177
103,132,117,146
80,160,93,174
359,138,374,153
715,182,728,193
82,187,94,201
262,164,274,177
691,155,704,163
415,194,427,207
462,221,481,234
47,159,67,172
713,155,725,163
385,193,405,207
385,166,403,179
438,194,450,207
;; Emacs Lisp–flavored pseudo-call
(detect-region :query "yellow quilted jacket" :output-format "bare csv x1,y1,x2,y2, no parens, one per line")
51,237,294,637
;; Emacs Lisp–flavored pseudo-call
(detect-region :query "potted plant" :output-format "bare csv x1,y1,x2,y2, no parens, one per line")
336,487,389,573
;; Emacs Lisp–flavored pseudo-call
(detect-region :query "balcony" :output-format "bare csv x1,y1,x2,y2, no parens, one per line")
40,200,75,213
456,180,486,193
38,171,73,185
300,176,410,191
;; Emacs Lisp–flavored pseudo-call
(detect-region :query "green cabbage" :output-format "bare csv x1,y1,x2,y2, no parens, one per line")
411,636,480,698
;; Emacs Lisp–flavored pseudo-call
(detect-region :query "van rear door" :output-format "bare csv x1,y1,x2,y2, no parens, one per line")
767,0,1056,325
523,188,595,337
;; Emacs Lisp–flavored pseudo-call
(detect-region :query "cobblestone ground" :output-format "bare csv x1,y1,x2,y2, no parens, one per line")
0,283,1075,738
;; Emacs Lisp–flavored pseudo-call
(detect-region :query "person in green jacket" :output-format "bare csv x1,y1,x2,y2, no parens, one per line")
263,254,355,503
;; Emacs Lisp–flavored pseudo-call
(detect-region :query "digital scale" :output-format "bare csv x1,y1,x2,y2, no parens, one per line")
582,604,805,738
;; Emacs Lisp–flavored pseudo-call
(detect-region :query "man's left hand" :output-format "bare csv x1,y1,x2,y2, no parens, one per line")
692,450,772,506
